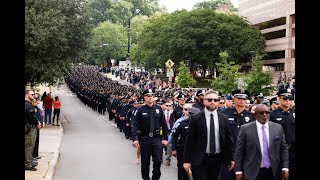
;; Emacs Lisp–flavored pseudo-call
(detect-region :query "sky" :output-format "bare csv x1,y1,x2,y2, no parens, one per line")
159,0,239,13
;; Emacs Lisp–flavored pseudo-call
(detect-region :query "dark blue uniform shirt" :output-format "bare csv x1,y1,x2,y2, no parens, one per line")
132,104,169,141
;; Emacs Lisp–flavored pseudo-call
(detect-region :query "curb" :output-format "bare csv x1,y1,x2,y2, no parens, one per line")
43,113,65,180
44,152,60,180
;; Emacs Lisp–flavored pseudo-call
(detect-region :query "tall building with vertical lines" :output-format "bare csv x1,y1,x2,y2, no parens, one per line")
238,0,295,81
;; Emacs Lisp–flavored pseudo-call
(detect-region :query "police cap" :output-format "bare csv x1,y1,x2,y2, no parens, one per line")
254,93,264,99
176,93,187,100
142,89,154,96
270,97,280,104
186,97,197,103
232,89,250,99
156,98,165,105
225,95,233,100
276,88,292,97
196,89,206,96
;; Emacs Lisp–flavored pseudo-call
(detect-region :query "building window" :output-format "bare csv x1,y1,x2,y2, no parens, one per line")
291,50,295,58
266,63,284,71
263,29,286,40
292,28,295,37
255,17,286,30
264,50,285,60
291,14,295,24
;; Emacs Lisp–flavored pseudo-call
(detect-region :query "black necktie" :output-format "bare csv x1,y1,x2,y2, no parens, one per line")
210,114,216,154
285,111,292,143
150,108,154,133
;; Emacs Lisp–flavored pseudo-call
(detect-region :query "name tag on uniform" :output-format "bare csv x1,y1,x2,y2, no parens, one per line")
228,118,234,121
276,118,282,121
142,113,147,115
184,127,188,129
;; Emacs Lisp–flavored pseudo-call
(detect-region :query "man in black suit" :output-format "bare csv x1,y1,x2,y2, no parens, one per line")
183,90,234,180
234,104,289,180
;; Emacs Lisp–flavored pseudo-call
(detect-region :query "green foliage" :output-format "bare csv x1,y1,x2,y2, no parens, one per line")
210,51,243,94
131,9,266,74
88,21,127,66
175,62,196,88
242,54,276,96
193,0,237,12
25,0,92,85
87,0,163,26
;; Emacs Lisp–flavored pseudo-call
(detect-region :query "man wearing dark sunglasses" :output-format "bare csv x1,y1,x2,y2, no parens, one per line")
234,104,289,180
183,90,234,180
270,88,295,180
219,89,255,180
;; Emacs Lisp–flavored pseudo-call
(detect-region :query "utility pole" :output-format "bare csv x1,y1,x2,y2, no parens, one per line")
127,17,131,58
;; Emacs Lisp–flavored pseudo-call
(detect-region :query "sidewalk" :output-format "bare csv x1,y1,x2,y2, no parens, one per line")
25,85,65,180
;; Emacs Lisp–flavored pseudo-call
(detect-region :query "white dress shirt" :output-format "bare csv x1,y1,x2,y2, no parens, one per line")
204,108,220,154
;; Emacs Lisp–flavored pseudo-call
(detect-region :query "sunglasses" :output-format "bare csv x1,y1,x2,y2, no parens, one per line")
280,96,291,101
205,98,220,102
220,102,224,104
29,94,35,96
184,108,189,111
257,111,270,115
166,105,172,107
237,98,247,100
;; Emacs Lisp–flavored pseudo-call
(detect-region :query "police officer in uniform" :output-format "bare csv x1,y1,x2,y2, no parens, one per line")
270,88,295,180
25,90,42,171
132,89,169,180
192,89,206,110
219,89,255,180
171,106,200,180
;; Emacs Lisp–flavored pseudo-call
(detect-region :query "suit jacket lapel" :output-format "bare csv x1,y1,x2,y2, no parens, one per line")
252,122,261,153
268,122,275,149
201,111,207,135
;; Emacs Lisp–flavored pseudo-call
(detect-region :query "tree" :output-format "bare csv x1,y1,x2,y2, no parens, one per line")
193,0,237,12
88,21,127,66
25,0,92,86
175,62,196,88
242,53,276,96
210,51,243,94
87,0,164,26
131,9,265,74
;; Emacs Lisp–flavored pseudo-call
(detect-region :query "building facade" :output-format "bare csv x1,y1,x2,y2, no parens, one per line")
238,0,295,81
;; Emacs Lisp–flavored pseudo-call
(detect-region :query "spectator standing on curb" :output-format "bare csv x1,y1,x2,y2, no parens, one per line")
32,94,43,163
53,96,61,126
25,90,42,171
43,93,54,125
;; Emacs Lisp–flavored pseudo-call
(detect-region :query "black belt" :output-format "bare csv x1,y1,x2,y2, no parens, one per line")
141,132,161,138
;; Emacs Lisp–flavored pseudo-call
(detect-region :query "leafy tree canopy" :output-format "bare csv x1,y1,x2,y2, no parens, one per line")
88,21,128,66
87,0,164,26
193,0,237,12
131,9,266,73
210,51,243,94
242,53,276,96
25,0,92,85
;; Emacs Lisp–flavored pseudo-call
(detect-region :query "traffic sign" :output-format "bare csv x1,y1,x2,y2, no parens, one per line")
165,59,174,68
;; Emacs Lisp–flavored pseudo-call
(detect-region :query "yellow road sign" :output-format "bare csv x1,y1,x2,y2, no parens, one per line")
165,59,174,68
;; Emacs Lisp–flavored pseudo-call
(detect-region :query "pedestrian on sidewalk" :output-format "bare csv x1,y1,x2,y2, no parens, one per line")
25,90,42,171
52,96,61,126
32,93,44,161
43,93,54,124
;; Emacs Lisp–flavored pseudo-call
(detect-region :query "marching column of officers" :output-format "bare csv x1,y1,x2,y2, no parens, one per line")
65,65,295,180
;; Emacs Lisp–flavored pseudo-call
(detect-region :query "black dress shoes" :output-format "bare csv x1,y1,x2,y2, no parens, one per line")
25,166,37,171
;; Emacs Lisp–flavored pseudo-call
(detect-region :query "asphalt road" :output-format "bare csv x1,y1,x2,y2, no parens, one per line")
54,84,178,180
